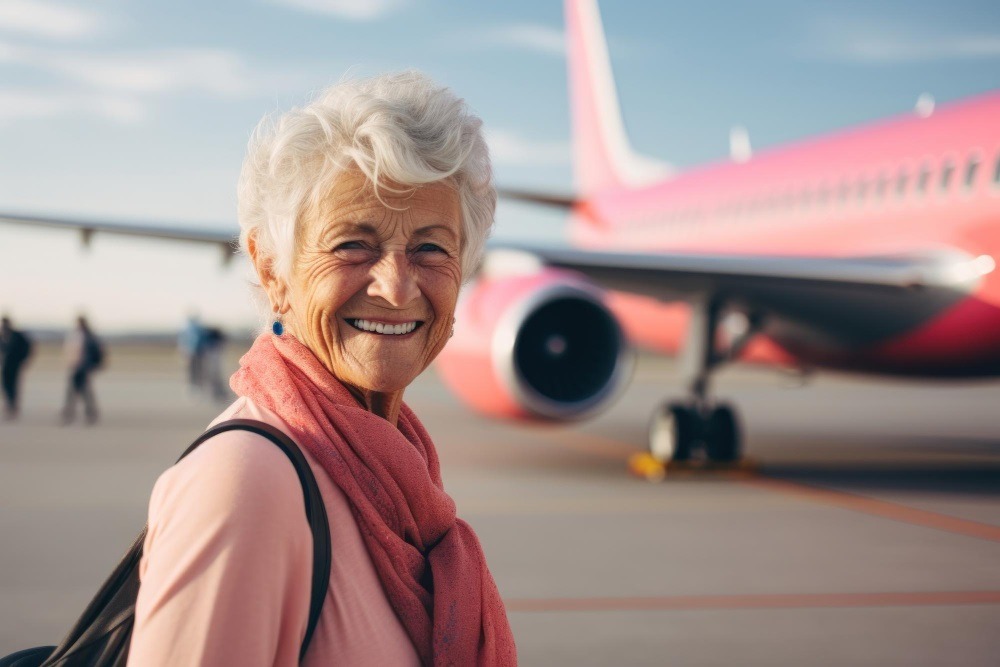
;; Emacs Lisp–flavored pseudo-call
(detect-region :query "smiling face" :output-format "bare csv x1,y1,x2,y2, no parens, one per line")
277,169,463,395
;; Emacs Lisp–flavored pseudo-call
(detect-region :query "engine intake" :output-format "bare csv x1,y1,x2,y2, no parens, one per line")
436,270,632,420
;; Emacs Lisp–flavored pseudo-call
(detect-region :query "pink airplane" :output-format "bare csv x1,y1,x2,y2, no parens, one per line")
434,0,1000,463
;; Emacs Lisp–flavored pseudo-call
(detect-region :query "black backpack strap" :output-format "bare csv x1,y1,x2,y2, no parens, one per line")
181,419,331,662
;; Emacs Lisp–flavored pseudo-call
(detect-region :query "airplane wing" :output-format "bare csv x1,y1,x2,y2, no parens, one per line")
497,187,577,209
485,243,996,345
0,210,237,257
3,208,993,344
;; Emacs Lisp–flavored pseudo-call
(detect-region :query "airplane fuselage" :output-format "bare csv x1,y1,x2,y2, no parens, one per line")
570,92,1000,377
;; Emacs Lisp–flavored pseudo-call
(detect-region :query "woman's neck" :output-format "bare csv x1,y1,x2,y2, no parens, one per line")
282,329,405,426
344,383,404,426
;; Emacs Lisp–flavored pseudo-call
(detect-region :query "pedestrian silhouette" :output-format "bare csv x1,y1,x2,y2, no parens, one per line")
178,314,206,392
1,316,33,420
61,316,104,425
201,326,229,401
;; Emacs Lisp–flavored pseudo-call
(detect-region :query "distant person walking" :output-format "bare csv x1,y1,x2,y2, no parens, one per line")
178,314,206,391
0,316,33,420
201,326,229,401
61,316,103,425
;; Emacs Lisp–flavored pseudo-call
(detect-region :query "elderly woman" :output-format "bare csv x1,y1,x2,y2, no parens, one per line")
128,72,516,666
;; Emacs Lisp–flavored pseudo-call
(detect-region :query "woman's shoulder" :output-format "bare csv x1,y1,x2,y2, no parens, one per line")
148,398,308,534
133,401,315,666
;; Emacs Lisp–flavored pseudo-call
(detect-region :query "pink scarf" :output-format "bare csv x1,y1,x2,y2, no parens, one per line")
231,334,516,666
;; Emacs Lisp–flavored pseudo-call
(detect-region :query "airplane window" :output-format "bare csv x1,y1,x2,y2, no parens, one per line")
964,154,980,190
875,173,888,201
994,153,1000,186
838,181,850,205
895,169,908,198
940,159,955,192
784,191,796,211
916,164,931,194
816,186,829,208
856,178,868,204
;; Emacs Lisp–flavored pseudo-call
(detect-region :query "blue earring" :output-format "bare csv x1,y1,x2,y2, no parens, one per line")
272,312,284,336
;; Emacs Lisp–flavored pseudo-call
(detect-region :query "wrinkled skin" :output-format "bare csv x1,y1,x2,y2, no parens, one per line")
250,169,463,425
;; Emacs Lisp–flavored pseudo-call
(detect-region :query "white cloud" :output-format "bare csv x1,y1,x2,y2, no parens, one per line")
806,20,1000,64
0,89,145,123
0,39,19,61
0,40,319,125
844,35,1000,63
51,48,257,96
488,24,565,55
458,23,566,57
0,0,103,39
487,129,570,165
268,0,407,21
0,41,312,99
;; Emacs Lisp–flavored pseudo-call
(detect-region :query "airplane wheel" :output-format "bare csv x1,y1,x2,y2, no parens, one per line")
705,403,741,463
649,402,695,463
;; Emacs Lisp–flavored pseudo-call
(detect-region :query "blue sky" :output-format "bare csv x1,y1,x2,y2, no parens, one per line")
1,0,998,330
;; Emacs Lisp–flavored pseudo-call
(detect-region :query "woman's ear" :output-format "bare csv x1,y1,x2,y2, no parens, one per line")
247,232,290,314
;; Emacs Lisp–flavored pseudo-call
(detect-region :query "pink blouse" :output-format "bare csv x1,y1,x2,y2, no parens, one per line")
128,397,421,666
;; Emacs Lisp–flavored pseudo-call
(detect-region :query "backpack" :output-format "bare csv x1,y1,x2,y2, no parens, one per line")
2,331,31,366
0,419,331,667
83,336,104,370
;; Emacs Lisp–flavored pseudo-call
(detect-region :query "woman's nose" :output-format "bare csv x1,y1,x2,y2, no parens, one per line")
367,251,420,307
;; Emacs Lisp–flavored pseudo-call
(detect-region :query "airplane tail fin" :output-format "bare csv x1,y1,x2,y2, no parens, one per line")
566,0,672,196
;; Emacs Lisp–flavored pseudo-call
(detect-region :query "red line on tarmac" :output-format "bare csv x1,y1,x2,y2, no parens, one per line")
537,430,1000,543
504,590,1000,613
545,430,634,461
743,476,1000,543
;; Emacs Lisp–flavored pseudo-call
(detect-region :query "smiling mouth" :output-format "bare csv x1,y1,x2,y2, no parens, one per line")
347,319,424,335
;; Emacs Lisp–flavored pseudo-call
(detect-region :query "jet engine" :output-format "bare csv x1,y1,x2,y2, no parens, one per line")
435,268,632,420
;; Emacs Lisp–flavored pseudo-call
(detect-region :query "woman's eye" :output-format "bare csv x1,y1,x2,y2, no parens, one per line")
334,241,366,251
416,243,445,253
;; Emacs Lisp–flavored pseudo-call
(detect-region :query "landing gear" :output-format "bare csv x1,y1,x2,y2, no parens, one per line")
647,298,759,465
648,402,741,464
648,402,695,463
705,403,740,463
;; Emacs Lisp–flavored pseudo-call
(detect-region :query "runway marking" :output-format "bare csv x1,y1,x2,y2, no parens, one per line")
518,429,1000,542
458,494,798,516
544,429,631,461
504,590,1000,613
743,476,1000,543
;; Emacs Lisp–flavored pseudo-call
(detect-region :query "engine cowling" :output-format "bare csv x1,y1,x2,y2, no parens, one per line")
435,268,633,420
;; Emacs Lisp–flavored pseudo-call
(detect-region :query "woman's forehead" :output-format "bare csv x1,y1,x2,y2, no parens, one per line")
310,171,461,233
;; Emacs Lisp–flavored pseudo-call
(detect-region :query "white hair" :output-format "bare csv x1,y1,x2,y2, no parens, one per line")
237,71,495,286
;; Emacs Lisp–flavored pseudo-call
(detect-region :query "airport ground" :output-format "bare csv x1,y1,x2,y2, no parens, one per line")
1,342,999,665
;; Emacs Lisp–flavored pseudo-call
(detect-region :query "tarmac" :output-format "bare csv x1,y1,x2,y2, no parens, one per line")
2,342,999,665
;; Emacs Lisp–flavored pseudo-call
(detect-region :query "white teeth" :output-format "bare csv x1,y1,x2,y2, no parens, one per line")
351,319,418,335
